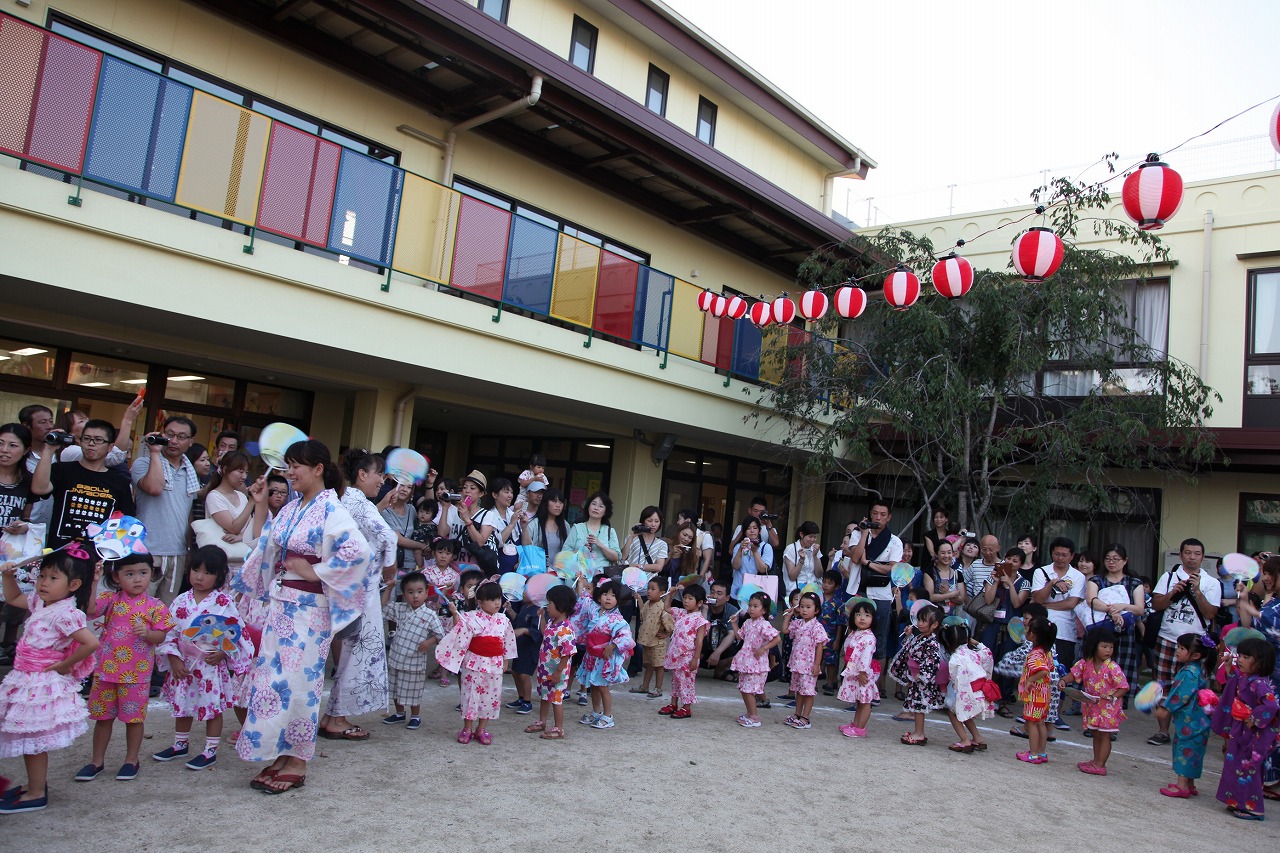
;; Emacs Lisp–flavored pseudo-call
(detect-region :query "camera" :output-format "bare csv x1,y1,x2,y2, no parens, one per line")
760,512,778,521
632,524,645,534
43,431,75,447
444,492,463,503
857,520,882,531
144,434,170,447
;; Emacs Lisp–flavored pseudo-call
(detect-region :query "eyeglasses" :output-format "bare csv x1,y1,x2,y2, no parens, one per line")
268,489,288,497
80,436,110,447
162,431,193,441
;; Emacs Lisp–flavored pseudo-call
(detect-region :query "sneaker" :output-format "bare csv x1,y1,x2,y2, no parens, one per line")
0,794,47,814
115,763,139,781
1016,751,1047,765
578,712,600,726
152,744,190,762
73,763,104,782
382,713,407,725
454,703,462,712
840,723,867,738
843,704,859,712
737,714,762,728
794,717,812,730
406,717,421,731
784,700,796,709
515,699,534,715
504,698,526,710
1146,732,1171,745
576,693,589,706
776,693,795,701
184,752,217,771
590,715,616,729
1052,719,1072,731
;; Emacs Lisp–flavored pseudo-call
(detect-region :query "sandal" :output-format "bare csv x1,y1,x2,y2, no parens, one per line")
1160,784,1193,798
670,707,691,719
249,769,278,791
646,690,662,699
319,726,369,741
900,733,927,746
892,711,914,723
973,741,988,751
260,773,305,795
475,729,493,746
1264,787,1280,801
628,686,648,694
948,742,974,753
1231,808,1265,821
995,705,1015,719
524,721,546,733
1077,761,1108,776
539,727,565,740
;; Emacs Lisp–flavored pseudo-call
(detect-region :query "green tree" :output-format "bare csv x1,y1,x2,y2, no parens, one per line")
754,164,1220,534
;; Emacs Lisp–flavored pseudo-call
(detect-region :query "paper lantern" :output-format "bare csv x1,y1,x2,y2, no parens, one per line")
724,295,748,320
697,289,715,312
771,295,796,325
798,289,829,321
883,264,920,310
833,285,868,319
1122,154,1183,231
931,253,974,299
709,295,729,318
1271,101,1280,156
1011,227,1065,283
748,300,773,326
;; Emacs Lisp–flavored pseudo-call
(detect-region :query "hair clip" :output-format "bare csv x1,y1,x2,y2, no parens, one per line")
1199,632,1218,649
64,543,90,561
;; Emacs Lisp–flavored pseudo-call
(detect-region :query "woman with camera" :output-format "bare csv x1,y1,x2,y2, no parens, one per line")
783,521,822,597
622,506,669,575
730,516,773,600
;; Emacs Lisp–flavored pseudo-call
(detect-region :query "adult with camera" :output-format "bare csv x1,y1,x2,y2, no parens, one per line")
1146,537,1221,745
622,506,669,575
31,418,135,549
782,521,822,597
676,509,715,583
132,416,201,604
841,501,903,691
730,496,780,553
730,515,773,600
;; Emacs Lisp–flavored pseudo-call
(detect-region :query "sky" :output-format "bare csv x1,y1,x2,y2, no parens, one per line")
664,0,1280,224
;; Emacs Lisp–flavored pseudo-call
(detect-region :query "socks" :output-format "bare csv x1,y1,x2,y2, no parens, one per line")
203,736,220,756
174,733,190,750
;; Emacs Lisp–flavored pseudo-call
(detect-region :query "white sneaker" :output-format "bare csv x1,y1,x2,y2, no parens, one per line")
590,715,616,729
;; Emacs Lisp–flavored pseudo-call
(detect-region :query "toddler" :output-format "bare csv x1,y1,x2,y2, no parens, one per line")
633,578,674,699
383,572,445,730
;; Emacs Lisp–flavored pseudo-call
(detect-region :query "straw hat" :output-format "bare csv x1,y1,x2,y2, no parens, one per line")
463,469,488,491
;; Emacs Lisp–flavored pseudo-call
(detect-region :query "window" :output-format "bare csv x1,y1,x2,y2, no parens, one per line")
645,65,669,116
569,16,598,74
1041,279,1170,396
696,97,717,146
478,0,509,23
1239,494,1280,555
1247,269,1280,395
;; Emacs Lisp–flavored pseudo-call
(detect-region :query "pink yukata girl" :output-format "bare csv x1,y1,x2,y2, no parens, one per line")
437,580,517,745
660,584,709,719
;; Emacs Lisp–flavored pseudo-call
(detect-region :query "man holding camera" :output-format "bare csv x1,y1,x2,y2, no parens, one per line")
30,418,135,549
1146,537,1220,745
841,501,902,689
132,416,200,604
731,496,781,552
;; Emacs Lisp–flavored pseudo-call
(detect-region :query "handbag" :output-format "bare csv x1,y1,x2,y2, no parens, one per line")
515,545,546,577
191,518,251,562
964,581,999,624
463,509,500,574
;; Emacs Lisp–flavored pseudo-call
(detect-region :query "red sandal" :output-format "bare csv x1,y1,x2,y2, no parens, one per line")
671,707,692,719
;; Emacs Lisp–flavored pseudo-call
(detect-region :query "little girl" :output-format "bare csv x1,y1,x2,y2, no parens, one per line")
0,547,100,814
633,578,674,699
155,546,249,770
660,584,709,719
1061,624,1129,775
80,553,174,783
839,599,879,738
525,584,579,739
780,591,828,730
1159,632,1218,798
411,498,440,570
575,579,636,730
889,603,944,745
721,591,780,728
1017,615,1057,765
940,619,994,752
436,580,516,744
422,538,462,602
1212,637,1279,820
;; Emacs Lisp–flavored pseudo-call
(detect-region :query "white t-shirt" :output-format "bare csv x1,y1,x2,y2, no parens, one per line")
783,541,821,596
843,529,903,601
1154,566,1221,644
204,489,248,543
1031,565,1087,642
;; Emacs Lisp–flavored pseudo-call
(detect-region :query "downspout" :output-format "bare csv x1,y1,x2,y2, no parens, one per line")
392,385,423,448
1199,210,1213,378
822,157,862,217
441,75,543,186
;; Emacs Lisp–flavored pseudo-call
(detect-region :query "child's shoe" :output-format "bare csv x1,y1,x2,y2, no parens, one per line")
406,717,421,731
576,692,589,706
840,723,867,738
578,712,599,726
794,717,812,730
382,713,407,725
0,792,47,814
1016,751,1048,764
115,763,140,781
456,729,473,744
737,714,762,728
152,744,190,762
590,715,616,729
185,752,217,771
475,729,493,745
73,764,103,782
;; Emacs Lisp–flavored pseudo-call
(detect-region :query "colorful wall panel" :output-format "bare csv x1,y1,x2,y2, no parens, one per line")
593,251,638,339
550,234,600,327
258,122,340,247
667,279,705,360
503,216,556,313
731,319,763,380
392,173,460,284
176,91,270,225
0,16,42,157
84,56,191,201
451,195,511,301
327,148,403,266
634,267,673,350
701,313,734,369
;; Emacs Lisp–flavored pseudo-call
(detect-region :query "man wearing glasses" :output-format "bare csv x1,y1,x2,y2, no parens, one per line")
31,418,136,549
132,416,201,604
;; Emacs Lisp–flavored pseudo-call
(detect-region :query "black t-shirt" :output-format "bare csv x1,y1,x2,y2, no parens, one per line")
46,461,135,548
0,476,32,527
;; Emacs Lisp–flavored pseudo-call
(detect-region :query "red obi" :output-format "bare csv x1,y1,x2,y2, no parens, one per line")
468,636,504,656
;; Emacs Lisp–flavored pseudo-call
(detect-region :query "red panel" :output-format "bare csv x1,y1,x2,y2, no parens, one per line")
26,33,100,171
593,250,638,338
257,122,341,246
450,195,510,301
0,15,45,158
701,314,734,369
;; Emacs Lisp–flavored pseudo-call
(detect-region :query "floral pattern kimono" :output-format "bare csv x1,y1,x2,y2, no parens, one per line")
576,607,635,687
947,643,995,722
888,631,945,712
158,590,252,722
664,608,709,705
435,610,517,720
1212,672,1280,815
838,629,880,705
1068,658,1128,732
232,490,370,762
1163,662,1211,779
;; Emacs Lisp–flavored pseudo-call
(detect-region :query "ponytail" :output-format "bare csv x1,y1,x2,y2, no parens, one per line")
283,439,344,493
340,447,384,492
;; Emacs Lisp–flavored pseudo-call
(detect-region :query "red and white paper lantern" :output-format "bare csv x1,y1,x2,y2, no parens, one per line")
931,253,974,299
1122,154,1183,231
709,295,729,318
1011,227,1065,283
748,300,773,326
771,295,797,325
833,285,868,319
724,295,748,320
883,264,920,310
1270,101,1280,156
798,289,829,321
697,289,715,312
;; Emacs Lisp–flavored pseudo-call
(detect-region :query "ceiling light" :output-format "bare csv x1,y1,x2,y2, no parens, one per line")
80,382,110,387
9,348,46,356
168,375,205,382
0,356,9,361
585,443,611,449
119,379,148,384
422,61,439,71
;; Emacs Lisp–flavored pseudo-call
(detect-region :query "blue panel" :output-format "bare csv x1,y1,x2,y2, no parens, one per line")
731,318,762,379
502,216,556,314
83,56,191,201
328,149,403,267
633,266,673,349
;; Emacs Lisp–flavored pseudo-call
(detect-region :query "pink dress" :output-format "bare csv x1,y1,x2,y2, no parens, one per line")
1070,658,1129,732
664,608,709,705
838,628,880,705
92,590,174,685
0,596,95,757
787,618,828,697
435,610,517,721
159,590,252,721
947,643,995,722
730,616,779,695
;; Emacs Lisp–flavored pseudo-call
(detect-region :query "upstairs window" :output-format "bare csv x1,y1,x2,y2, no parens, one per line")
645,65,669,116
570,16,598,74
696,97,717,146
1245,268,1280,427
479,0,509,23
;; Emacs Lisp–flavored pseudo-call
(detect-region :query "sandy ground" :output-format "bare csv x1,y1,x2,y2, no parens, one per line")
2,675,1277,852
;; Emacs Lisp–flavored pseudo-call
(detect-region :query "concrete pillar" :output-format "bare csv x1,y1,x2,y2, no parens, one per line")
608,438,665,526
349,388,403,454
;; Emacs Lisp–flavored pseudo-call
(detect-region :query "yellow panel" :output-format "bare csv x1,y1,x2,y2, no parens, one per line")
393,173,460,284
757,326,789,385
667,279,704,360
175,91,270,225
550,234,600,326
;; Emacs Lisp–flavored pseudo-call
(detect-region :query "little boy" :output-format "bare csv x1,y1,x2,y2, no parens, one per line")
383,572,445,730
818,570,850,694
633,578,675,699
505,590,542,715
526,583,579,739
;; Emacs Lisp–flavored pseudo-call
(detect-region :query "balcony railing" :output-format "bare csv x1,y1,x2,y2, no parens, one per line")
0,12,797,387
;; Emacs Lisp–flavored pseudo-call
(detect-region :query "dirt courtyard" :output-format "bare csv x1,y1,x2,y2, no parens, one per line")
2,675,1276,852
